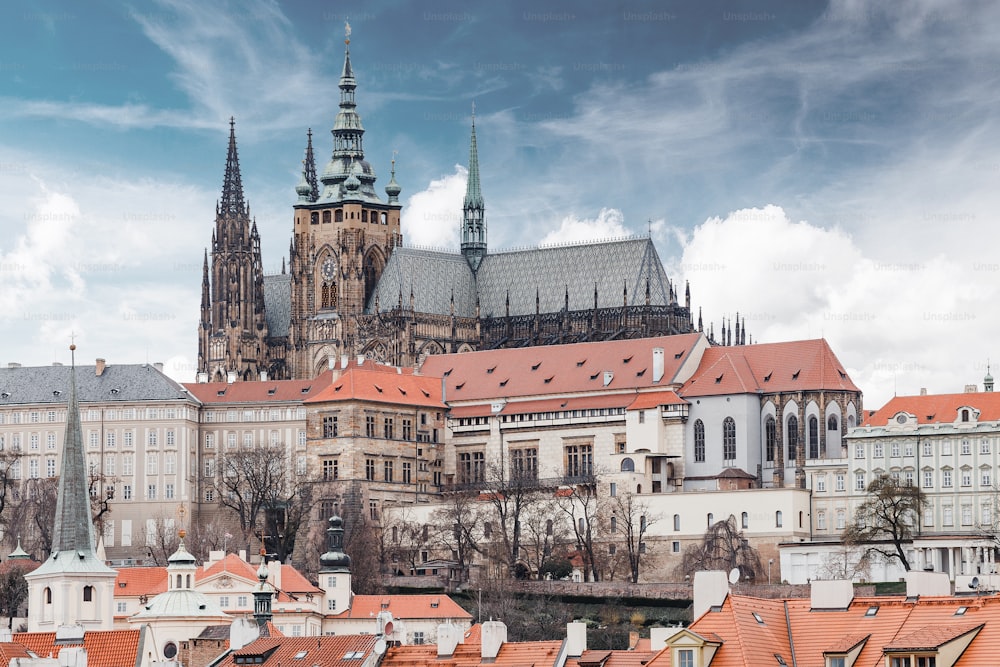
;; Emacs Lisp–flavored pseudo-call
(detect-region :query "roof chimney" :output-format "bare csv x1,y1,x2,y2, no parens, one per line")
810,579,854,610
227,371,237,384
905,570,950,597
652,348,665,383
7,363,21,369
481,620,507,659
692,571,730,620
95,359,106,376
153,362,164,373
565,621,587,657
437,622,461,657
965,384,978,393
920,387,927,396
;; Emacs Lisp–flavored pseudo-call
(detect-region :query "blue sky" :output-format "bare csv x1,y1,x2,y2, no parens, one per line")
2,0,999,407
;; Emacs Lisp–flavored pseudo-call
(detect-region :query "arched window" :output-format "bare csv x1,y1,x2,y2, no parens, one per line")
322,210,331,224
44,587,52,604
673,514,681,531
620,457,635,472
694,420,705,462
723,417,736,461
176,574,182,589
741,511,749,529
310,212,319,225
546,519,553,536
962,409,970,422
334,209,343,223
707,513,714,527
765,416,776,462
809,416,819,459
788,415,799,461
610,516,618,532
775,510,783,527
186,574,191,588
828,414,838,431
83,586,93,602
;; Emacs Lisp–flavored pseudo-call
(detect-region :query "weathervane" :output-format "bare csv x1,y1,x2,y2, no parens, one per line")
345,20,351,44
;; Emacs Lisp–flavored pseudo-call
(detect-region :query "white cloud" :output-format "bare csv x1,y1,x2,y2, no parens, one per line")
539,208,631,246
679,206,997,408
401,165,466,249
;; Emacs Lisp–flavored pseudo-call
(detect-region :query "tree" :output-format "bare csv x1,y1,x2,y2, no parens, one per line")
554,478,603,582
611,490,658,583
429,489,487,583
0,450,22,532
842,475,928,571
0,565,28,629
520,497,571,579
10,478,58,558
676,515,762,582
478,455,544,577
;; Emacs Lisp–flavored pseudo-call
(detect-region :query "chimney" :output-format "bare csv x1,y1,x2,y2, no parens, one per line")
227,371,237,384
603,371,614,387
341,354,349,369
810,579,854,610
270,559,281,589
481,620,507,660
628,631,639,650
565,621,587,657
437,622,461,657
260,371,268,381
357,354,366,366
197,372,208,383
95,359,106,376
920,387,927,396
965,384,978,393
154,362,164,373
649,627,675,651
905,571,950,597
652,348,665,383
8,363,21,369
692,571,729,620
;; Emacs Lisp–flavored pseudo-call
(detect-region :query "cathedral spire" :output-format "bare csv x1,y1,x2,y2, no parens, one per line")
220,117,247,217
461,103,487,272
201,249,210,326
304,128,319,202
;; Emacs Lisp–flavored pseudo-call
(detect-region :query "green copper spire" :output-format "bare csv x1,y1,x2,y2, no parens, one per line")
461,104,487,272
52,344,97,554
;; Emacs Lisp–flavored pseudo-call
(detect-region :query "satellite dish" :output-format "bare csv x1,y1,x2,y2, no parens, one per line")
728,568,740,585
383,621,394,636
970,577,980,589
374,639,387,655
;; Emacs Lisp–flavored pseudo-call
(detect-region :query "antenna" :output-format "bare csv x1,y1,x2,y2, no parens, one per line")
728,567,740,585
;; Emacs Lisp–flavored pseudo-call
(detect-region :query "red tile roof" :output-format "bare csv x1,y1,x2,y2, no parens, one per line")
863,391,1000,426
306,366,445,408
382,638,563,667
15,629,143,667
115,566,168,596
0,642,33,662
184,370,333,404
197,554,322,601
628,390,686,410
214,634,376,667
680,338,858,397
421,333,704,402
332,594,471,620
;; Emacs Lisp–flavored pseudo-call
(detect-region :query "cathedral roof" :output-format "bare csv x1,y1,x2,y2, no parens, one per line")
263,273,292,338
367,237,674,318
0,362,194,405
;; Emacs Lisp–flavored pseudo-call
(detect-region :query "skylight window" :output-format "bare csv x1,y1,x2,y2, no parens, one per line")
792,370,800,380
294,650,308,659
301,386,312,394
752,612,765,625
864,605,879,617
623,355,633,363
956,606,968,616
531,362,541,370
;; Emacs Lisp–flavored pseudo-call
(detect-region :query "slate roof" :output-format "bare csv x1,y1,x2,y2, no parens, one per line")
863,391,1000,426
367,237,673,318
0,363,195,405
15,629,144,667
263,273,292,338
680,338,859,398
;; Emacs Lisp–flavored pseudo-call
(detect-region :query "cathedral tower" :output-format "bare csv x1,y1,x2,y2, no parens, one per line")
287,24,403,378
461,108,487,271
199,119,272,381
25,346,117,632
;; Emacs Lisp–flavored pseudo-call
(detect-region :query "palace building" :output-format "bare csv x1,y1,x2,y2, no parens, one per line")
197,28,702,383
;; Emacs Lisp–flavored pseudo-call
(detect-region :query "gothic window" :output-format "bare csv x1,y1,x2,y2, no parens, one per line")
83,586,93,602
828,414,838,431
788,414,799,461
310,212,318,225
694,419,705,462
765,416,776,462
809,416,819,459
334,209,343,223
363,251,383,307
723,417,736,461
362,210,368,222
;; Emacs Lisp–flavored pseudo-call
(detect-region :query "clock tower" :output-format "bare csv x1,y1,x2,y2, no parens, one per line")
287,25,402,378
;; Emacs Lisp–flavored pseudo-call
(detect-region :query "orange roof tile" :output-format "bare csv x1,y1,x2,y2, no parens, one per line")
15,629,143,667
421,333,704,402
498,393,637,415
864,391,1000,425
196,554,322,602
215,634,375,667
306,366,445,408
184,370,333,404
383,638,562,667
0,642,33,662
115,566,168,596
680,338,859,397
628,390,687,410
333,594,471,620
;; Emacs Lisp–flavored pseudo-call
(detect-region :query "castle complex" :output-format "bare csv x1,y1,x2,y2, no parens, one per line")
197,31,702,382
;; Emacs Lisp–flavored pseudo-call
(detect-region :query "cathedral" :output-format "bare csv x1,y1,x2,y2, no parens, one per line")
198,31,706,382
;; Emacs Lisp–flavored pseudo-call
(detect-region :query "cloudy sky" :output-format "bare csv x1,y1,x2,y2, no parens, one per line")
1,0,998,409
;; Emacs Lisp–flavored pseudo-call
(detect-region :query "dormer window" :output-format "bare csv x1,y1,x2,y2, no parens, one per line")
962,409,970,422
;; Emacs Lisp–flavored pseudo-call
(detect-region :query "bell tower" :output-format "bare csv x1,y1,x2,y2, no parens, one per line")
198,118,272,381
288,23,403,378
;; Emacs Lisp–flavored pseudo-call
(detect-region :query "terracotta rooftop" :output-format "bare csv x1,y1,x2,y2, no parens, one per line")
115,566,168,596
184,370,333,404
306,365,445,408
382,638,563,667
331,594,472,620
680,338,858,397
197,554,322,601
863,391,1000,426
421,333,705,402
15,629,143,667
214,634,375,667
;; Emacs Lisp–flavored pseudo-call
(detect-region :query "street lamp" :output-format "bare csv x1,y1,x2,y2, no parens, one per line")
768,558,774,585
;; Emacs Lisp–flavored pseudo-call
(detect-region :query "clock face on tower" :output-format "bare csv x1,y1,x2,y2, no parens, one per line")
321,257,337,282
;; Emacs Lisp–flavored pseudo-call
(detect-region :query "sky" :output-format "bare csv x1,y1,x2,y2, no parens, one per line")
1,0,999,409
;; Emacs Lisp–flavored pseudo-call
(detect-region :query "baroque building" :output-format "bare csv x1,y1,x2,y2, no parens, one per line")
197,29,699,382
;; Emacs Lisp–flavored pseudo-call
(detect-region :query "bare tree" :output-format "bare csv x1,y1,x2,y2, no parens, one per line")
479,456,543,577
554,478,603,582
816,544,872,581
141,514,182,566
10,478,58,558
520,497,571,579
430,490,486,583
0,564,28,630
0,450,22,536
676,515,762,583
610,490,659,583
216,443,294,555
842,475,928,571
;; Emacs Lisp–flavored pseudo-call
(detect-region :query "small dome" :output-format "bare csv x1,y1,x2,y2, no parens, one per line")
167,536,196,566
344,171,361,193
319,515,351,572
295,172,312,200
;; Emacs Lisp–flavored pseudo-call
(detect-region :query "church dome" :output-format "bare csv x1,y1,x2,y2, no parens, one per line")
319,515,352,572
131,589,231,620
